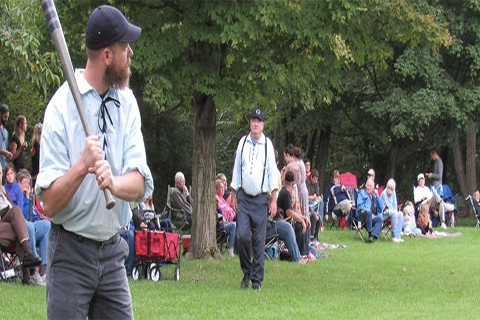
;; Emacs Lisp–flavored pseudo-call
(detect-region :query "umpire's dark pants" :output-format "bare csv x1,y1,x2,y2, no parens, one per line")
236,189,268,286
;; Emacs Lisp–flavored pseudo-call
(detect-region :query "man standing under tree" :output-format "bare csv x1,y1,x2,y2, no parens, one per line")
230,109,278,291
426,148,443,187
36,5,153,319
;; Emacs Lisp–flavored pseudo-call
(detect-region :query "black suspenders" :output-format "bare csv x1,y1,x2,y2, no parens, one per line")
240,135,268,195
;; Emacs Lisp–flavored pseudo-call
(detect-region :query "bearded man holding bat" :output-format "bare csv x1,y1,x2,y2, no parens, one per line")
36,5,153,319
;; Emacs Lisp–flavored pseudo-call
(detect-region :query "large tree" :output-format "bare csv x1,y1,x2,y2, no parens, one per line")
127,0,452,258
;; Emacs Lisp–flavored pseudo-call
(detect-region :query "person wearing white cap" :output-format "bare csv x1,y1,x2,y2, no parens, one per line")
413,173,452,229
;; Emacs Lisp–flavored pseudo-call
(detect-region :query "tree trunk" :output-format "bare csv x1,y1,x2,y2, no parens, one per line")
190,93,217,259
452,133,468,198
385,143,399,180
316,125,332,194
465,120,476,196
305,129,317,163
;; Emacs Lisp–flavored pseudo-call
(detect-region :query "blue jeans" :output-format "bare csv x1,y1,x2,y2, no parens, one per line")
358,210,382,238
383,210,404,239
224,222,236,248
274,219,301,262
294,222,310,256
309,200,324,240
119,229,135,276
26,220,50,266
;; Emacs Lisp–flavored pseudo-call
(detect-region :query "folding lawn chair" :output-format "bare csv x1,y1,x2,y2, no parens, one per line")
265,217,279,260
327,172,358,230
351,209,366,242
0,244,20,281
465,195,480,228
380,217,391,241
328,209,343,230
160,185,190,234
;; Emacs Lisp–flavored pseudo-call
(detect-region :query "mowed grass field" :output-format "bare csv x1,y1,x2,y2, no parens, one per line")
2,219,480,320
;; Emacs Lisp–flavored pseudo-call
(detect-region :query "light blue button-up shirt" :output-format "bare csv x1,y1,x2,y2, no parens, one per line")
230,133,278,196
36,69,154,241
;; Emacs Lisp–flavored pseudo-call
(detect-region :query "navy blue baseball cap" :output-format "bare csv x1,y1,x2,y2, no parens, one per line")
250,108,265,122
86,5,141,50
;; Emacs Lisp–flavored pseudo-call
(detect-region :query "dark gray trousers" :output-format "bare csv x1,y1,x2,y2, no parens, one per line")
236,189,268,286
46,224,132,320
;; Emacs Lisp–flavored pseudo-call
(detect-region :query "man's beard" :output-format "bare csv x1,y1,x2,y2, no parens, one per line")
104,61,130,90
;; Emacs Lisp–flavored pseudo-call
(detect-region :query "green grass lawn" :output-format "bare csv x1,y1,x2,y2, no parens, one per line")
2,220,480,320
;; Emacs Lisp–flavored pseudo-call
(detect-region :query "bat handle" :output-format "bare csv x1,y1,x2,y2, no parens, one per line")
104,188,116,210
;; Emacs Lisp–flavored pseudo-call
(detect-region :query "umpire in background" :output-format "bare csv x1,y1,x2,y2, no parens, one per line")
36,5,153,319
230,109,278,291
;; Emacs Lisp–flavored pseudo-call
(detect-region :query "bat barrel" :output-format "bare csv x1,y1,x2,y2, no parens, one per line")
40,0,61,34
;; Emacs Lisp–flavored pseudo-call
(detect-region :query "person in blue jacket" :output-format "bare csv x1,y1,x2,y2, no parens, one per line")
356,179,383,242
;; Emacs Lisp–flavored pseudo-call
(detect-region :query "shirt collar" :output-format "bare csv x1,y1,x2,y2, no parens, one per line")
75,69,116,99
247,133,265,145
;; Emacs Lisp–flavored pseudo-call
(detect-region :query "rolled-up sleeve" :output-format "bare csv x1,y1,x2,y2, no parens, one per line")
122,98,154,203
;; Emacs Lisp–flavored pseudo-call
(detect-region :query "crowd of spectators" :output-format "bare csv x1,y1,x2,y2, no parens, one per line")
0,104,47,286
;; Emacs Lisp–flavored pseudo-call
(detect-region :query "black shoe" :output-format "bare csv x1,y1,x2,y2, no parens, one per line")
365,236,374,243
23,253,41,268
241,275,250,289
252,283,262,291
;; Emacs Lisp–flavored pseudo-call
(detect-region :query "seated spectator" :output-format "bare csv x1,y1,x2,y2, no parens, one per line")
306,169,324,240
216,173,233,206
169,172,193,228
402,201,422,237
0,165,41,285
279,171,310,257
133,195,172,231
274,171,306,263
304,159,311,180
215,179,236,257
414,173,454,229
4,163,23,208
356,179,383,242
17,169,50,285
417,203,433,235
473,190,480,215
380,179,404,243
325,170,353,221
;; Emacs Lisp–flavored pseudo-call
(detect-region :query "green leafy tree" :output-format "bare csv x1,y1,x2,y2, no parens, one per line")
128,0,453,258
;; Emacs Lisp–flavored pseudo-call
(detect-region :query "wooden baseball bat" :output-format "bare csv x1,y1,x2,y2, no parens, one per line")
39,0,116,209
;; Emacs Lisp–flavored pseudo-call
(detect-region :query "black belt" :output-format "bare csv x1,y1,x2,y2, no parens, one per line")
55,224,119,247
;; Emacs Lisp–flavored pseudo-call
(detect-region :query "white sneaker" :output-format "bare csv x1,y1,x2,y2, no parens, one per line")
441,222,447,229
31,272,46,287
227,247,234,257
392,238,401,243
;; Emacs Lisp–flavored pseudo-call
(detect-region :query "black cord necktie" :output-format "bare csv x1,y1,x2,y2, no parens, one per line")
97,96,120,155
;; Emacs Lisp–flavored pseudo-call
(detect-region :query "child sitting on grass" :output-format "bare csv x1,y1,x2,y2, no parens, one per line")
417,203,433,235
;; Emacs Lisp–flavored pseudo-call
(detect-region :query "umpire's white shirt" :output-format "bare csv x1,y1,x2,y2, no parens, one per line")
230,133,278,196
